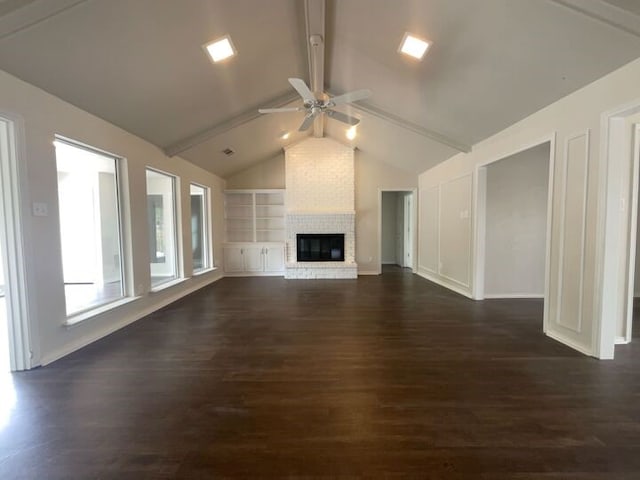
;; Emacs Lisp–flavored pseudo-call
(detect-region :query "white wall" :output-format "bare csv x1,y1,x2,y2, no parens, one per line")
0,68,225,367
418,56,640,357
381,192,397,264
355,152,417,274
484,143,550,297
226,153,285,189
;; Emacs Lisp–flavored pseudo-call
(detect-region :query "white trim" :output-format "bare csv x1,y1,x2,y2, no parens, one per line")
190,182,213,273
64,296,141,327
556,130,590,334
483,293,544,299
41,275,223,366
615,336,630,345
0,114,33,371
193,266,218,277
594,97,640,359
150,276,188,293
543,133,557,334
472,134,555,324
223,272,284,277
416,269,473,299
472,166,486,300
623,124,640,343
545,330,594,357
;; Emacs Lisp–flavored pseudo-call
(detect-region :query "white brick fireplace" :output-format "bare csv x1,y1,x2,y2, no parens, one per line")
284,137,357,279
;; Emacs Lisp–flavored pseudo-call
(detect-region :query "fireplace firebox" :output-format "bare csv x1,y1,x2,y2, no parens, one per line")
296,234,345,262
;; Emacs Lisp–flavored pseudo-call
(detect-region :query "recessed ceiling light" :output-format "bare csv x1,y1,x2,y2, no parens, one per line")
346,126,357,140
280,132,290,140
398,32,431,60
204,35,236,63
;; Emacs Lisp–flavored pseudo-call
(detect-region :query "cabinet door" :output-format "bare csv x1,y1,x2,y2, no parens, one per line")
263,246,285,273
243,246,263,272
223,246,245,273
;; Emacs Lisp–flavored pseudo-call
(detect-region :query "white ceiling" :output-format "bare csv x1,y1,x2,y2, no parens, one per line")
0,0,639,177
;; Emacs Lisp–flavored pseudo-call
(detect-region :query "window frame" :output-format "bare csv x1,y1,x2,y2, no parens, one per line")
54,136,128,318
145,167,181,289
189,182,212,273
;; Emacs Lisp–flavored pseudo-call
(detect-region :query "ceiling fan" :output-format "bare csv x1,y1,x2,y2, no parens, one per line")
258,78,372,132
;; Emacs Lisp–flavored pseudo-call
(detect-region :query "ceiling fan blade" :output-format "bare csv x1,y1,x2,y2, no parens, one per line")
328,89,372,106
326,110,360,126
298,112,316,132
289,78,316,104
258,107,302,114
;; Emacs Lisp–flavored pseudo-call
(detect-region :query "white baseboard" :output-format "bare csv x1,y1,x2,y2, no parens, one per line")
40,274,223,366
545,330,594,357
223,272,284,277
483,293,544,299
615,336,630,345
416,269,473,299
358,270,379,275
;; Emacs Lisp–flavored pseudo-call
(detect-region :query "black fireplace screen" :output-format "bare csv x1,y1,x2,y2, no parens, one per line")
296,234,345,262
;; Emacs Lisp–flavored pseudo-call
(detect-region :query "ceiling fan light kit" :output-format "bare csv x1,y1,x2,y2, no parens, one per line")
258,77,371,132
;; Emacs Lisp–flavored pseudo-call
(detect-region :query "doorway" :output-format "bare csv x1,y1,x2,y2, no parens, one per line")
0,114,32,371
475,139,554,330
379,189,416,273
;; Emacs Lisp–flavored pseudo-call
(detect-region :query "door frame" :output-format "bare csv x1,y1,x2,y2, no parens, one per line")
472,134,556,335
0,113,33,371
596,98,640,359
403,193,412,268
377,188,418,274
622,124,640,344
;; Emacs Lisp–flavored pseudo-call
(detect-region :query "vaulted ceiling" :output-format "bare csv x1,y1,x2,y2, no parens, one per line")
0,0,639,176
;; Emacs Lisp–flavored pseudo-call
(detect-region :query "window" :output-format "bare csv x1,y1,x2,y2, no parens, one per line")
55,138,125,315
190,184,210,272
146,169,179,288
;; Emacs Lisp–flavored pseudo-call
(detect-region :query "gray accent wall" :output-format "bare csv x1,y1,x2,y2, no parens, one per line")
484,143,550,297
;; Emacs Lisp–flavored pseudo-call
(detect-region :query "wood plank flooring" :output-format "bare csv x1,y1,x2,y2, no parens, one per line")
2,266,640,478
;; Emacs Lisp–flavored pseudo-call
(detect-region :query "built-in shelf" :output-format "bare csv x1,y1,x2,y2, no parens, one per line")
225,189,285,243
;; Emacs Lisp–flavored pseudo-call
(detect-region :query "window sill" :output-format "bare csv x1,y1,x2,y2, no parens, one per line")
64,296,141,327
150,277,188,293
193,266,218,277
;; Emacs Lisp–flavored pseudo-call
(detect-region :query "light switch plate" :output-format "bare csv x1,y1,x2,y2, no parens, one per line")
32,202,48,217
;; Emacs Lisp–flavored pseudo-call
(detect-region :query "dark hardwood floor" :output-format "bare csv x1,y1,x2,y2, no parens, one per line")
2,266,640,478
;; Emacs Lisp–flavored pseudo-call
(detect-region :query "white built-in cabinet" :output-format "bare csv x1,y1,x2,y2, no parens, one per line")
223,244,285,276
224,189,285,276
